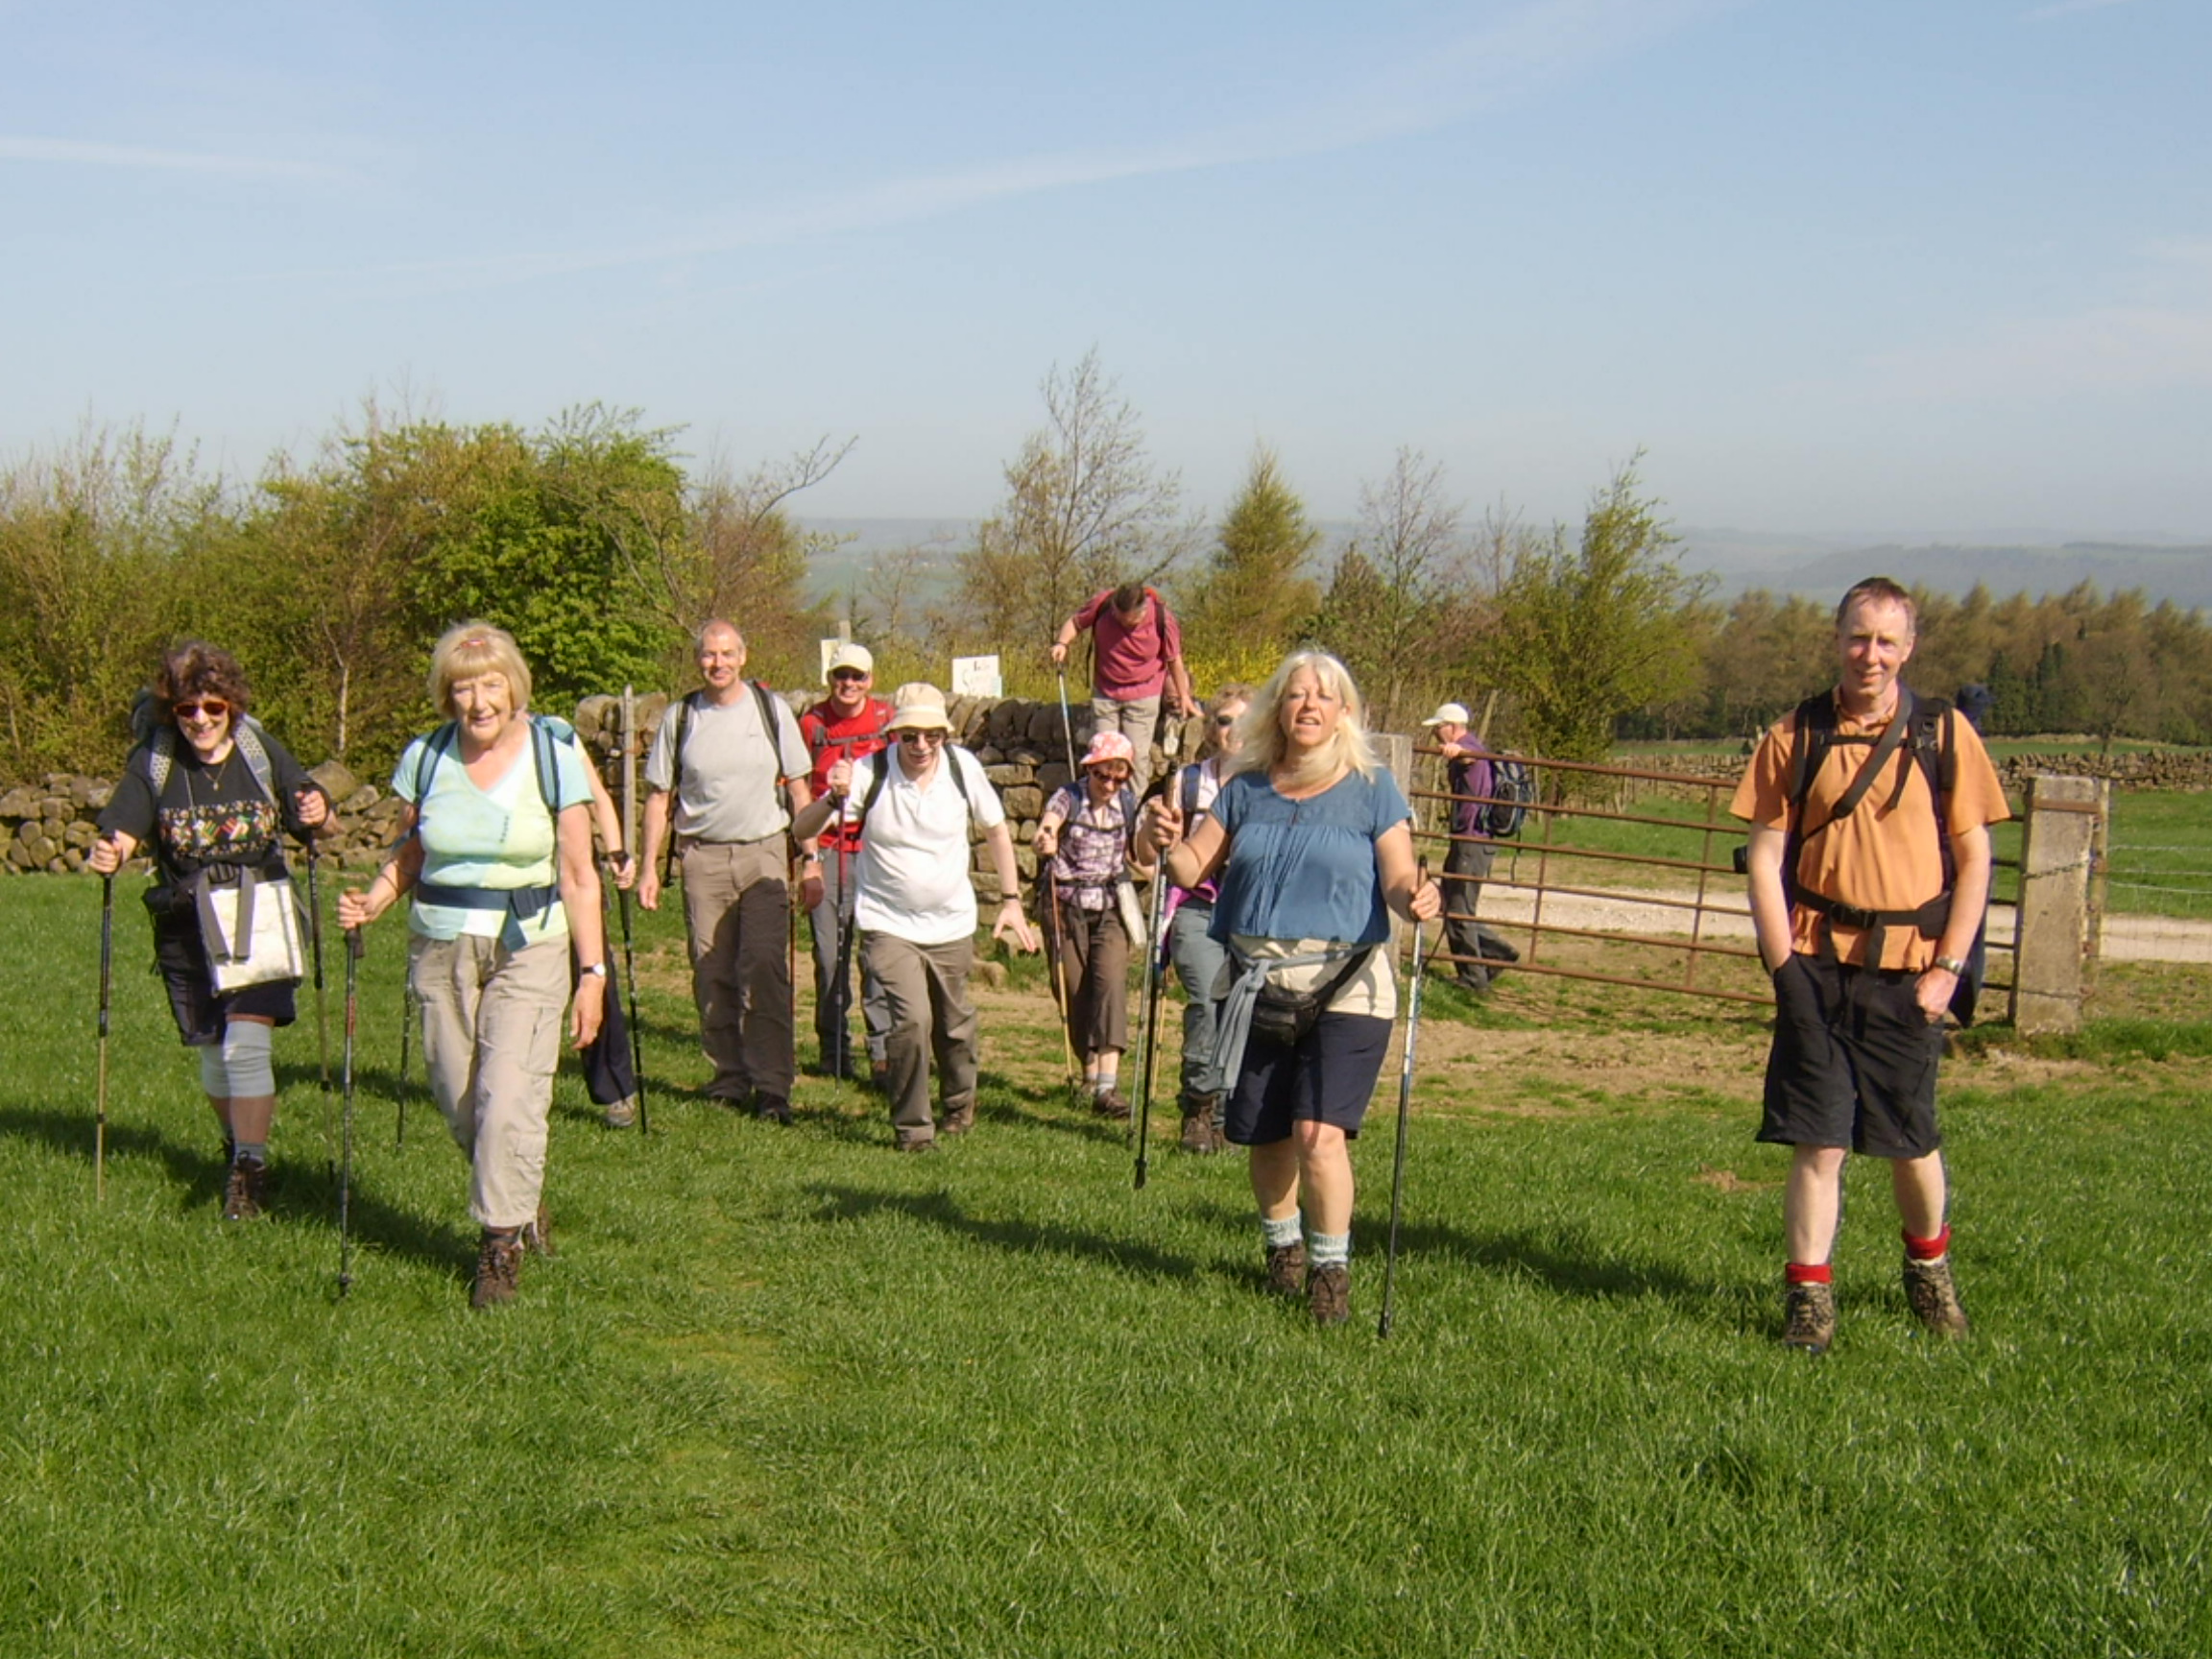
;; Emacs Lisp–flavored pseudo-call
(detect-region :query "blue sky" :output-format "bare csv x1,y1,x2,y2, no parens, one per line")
5,0,2207,537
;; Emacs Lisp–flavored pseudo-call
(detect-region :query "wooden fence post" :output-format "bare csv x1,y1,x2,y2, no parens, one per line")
2010,773,2108,1035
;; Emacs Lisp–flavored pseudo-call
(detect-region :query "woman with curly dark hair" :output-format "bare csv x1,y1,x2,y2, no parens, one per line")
91,642,330,1220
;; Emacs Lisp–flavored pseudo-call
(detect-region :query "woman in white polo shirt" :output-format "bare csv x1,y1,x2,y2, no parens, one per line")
792,683,1037,1150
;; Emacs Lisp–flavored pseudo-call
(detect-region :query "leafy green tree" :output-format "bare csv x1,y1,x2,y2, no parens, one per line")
1182,446,1320,685
951,350,1192,692
1484,457,1706,779
1310,447,1468,730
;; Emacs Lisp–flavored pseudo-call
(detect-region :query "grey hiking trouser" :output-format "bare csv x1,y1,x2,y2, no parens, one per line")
1168,900,1227,1106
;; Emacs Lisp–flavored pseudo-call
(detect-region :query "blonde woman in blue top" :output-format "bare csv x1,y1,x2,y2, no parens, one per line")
340,622,606,1309
1140,650,1438,1326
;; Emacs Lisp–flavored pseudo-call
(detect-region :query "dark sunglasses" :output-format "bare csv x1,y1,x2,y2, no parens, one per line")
174,699,230,721
898,728,946,744
830,669,870,684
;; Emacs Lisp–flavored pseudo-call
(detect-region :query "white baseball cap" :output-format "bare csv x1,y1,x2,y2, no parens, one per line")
827,642,875,678
1420,702,1472,728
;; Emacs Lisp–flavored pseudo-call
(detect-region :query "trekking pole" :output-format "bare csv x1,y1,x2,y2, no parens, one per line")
96,871,113,1203
1054,665,1079,781
1133,864,1171,1190
831,836,857,1082
395,982,411,1152
307,844,330,1094
1046,868,1081,1103
1379,858,1431,1339
616,878,648,1136
338,926,362,1300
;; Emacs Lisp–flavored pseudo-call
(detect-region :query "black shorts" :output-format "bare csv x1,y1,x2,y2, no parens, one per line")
1223,1012,1392,1147
154,917,299,1047
1758,955,1942,1159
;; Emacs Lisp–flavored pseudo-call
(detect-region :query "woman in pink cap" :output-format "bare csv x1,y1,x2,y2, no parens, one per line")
1034,730,1145,1118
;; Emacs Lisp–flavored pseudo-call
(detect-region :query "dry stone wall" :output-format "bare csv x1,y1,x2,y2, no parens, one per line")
5,696,1207,894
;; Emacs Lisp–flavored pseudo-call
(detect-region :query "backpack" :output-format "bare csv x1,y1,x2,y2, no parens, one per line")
140,709,279,806
854,743,980,828
1780,687,1980,1022
410,712,563,810
1483,757,1533,840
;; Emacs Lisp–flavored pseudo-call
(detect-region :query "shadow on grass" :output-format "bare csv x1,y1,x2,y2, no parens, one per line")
1177,1191,1731,1314
0,1097,478,1286
805,1181,1215,1286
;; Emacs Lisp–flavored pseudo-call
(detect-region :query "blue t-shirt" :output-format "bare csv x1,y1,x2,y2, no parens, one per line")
1208,766,1411,947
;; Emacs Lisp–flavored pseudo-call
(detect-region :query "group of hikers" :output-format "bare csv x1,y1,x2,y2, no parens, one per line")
88,574,2004,1351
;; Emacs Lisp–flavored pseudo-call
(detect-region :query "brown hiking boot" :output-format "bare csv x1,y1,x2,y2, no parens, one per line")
222,1157,267,1222
1783,1281,1837,1355
1263,1240,1307,1298
754,1095,792,1126
1306,1262,1352,1328
522,1201,555,1258
470,1228,525,1310
941,1101,975,1136
1179,1095,1224,1153
1903,1254,1970,1337
602,1095,637,1130
1093,1090,1132,1121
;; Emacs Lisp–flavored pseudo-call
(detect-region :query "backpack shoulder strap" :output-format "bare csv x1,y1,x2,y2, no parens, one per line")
673,690,702,773
1181,762,1201,823
525,713,560,810
146,725,177,797
232,716,278,805
412,721,460,804
1785,693,1835,819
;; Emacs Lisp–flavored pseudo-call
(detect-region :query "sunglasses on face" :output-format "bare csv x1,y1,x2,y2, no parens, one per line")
1212,714,1237,728
174,699,230,721
830,669,869,684
899,729,946,745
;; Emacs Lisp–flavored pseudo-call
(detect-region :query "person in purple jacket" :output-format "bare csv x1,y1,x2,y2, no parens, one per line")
1420,702,1519,992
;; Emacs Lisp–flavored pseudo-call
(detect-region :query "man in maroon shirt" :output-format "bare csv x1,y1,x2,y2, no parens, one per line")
1050,581,1197,792
800,642,896,1079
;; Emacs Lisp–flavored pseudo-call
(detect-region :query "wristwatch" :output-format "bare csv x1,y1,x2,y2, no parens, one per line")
1932,955,1967,976
579,961,609,978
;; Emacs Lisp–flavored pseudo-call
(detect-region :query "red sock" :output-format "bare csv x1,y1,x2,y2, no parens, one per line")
1785,1262,1833,1286
1903,1226,1951,1262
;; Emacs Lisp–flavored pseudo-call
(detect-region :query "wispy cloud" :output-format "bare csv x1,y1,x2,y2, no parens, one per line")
2024,0,2133,20
284,0,1745,300
0,135,333,180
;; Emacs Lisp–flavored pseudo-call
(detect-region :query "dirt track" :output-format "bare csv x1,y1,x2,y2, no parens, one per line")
1476,887,2212,965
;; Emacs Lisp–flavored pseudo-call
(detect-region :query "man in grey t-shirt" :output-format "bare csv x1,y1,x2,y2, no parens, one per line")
638,620,820,1121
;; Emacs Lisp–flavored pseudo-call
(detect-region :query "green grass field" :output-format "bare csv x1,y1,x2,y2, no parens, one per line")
5,877,2210,1657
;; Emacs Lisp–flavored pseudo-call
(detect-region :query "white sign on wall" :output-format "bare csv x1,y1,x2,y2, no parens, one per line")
950,654,1002,697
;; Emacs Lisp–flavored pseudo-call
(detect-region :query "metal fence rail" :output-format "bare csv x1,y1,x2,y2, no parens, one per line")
1409,747,2021,1008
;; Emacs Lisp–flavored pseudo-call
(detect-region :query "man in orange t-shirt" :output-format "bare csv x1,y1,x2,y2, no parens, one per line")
1732,576,2009,1358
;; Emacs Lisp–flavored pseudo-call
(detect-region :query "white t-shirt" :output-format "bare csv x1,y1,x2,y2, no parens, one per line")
644,688,811,844
840,745,1005,946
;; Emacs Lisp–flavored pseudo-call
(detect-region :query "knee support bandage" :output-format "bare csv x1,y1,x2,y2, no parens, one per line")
200,1021,276,1098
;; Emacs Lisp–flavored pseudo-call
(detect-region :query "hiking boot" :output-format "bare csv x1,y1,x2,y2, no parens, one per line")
222,1156,267,1222
1179,1110,1220,1153
941,1101,975,1136
1783,1281,1837,1356
1903,1254,1970,1337
470,1228,525,1310
602,1095,637,1130
522,1201,555,1259
1307,1262,1352,1328
895,1136,938,1154
754,1095,792,1126
1093,1090,1132,1122
1263,1240,1308,1298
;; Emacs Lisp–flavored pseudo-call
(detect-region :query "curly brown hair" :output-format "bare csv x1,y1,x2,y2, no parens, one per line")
153,641,252,723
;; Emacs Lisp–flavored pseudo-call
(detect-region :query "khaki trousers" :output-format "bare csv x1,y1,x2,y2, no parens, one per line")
679,836,795,1102
410,932,570,1231
861,932,978,1146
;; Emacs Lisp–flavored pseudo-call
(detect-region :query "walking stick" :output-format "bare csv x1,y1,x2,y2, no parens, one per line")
338,926,362,1299
1133,864,1170,1190
307,844,330,1094
1379,858,1431,1339
616,880,648,1136
96,872,113,1203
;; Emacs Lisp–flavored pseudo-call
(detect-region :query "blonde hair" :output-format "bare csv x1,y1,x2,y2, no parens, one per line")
427,621,533,717
1226,649,1381,786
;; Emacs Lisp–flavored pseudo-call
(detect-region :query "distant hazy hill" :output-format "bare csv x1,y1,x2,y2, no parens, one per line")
799,518,2211,613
